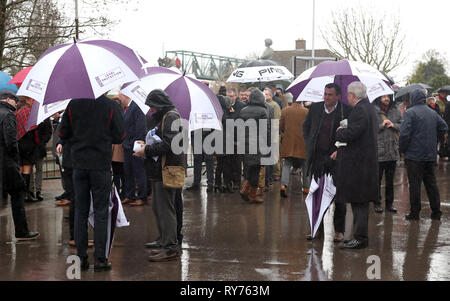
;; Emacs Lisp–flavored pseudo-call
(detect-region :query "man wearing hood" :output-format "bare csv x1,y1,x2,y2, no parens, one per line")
238,90,269,203
134,89,184,262
373,94,402,214
399,89,448,221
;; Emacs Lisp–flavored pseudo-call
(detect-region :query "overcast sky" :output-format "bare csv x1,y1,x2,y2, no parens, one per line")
96,0,449,85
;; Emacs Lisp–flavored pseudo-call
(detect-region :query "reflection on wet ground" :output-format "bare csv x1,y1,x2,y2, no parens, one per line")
0,161,449,281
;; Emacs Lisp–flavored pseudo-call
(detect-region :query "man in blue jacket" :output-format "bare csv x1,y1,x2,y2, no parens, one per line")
118,93,147,206
399,89,448,221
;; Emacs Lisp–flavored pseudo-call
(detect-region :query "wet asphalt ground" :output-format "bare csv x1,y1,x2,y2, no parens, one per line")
0,160,449,281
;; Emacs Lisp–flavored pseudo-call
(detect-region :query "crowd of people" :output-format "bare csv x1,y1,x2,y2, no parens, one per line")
0,78,449,271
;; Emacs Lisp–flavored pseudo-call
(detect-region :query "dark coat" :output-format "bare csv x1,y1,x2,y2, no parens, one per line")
36,118,53,159
303,102,352,177
373,97,402,162
144,90,184,182
335,99,379,204
0,102,25,195
215,95,234,156
238,91,268,166
58,95,125,171
123,101,147,150
55,122,73,169
399,90,448,162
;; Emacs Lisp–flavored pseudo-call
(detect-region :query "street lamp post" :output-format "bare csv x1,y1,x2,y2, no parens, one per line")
311,0,316,67
75,0,79,39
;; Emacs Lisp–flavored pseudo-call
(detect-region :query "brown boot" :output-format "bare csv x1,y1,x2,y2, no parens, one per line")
256,187,264,197
239,180,251,201
249,187,264,204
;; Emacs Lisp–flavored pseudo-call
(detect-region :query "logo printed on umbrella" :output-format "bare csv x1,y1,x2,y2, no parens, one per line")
131,85,148,102
233,70,245,78
194,113,214,125
26,79,46,95
368,83,386,94
95,67,125,88
259,67,285,76
305,88,324,99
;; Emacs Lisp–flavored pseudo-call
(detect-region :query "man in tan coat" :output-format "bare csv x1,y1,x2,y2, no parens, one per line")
279,93,308,198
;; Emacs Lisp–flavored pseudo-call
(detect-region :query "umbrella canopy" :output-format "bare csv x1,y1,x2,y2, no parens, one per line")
0,71,18,93
238,59,278,68
26,98,70,131
438,85,450,93
395,83,433,100
287,60,394,103
305,175,336,239
121,67,223,132
227,65,294,83
8,66,33,87
17,39,146,105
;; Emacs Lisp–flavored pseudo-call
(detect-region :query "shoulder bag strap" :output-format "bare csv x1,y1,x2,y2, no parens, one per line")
160,110,180,168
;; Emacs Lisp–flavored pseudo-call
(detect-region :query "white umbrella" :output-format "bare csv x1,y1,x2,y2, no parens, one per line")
17,39,145,105
287,60,394,103
121,67,223,132
227,65,294,83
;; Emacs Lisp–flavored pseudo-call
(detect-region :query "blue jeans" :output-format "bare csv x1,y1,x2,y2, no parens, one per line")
73,169,111,261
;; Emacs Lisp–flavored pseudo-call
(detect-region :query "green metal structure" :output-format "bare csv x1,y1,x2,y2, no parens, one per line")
163,50,246,81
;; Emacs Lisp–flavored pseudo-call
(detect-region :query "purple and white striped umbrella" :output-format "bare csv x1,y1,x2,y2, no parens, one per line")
305,174,336,239
17,39,146,105
287,60,394,103
121,67,223,132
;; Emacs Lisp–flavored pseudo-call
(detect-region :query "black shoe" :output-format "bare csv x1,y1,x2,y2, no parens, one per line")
186,184,200,191
306,232,323,241
25,192,39,203
94,260,112,272
144,241,162,249
406,213,420,220
36,191,44,201
226,182,234,193
374,204,384,214
340,239,368,250
55,193,67,201
431,212,442,221
16,232,40,241
80,257,89,271
232,182,240,191
148,249,180,262
207,185,214,193
386,205,397,213
214,186,222,193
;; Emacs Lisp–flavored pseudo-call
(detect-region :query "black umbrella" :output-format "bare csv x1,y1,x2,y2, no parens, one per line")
380,71,395,85
438,85,450,93
238,59,279,68
395,83,433,100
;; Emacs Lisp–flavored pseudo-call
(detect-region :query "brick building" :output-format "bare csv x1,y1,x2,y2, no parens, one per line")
271,39,337,78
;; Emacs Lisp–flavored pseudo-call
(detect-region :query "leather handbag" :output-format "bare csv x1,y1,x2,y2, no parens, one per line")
160,110,185,189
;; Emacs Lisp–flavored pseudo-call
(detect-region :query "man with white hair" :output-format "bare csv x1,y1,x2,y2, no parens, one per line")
335,82,379,250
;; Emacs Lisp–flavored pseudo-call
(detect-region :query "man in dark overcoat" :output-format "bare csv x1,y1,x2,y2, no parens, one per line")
303,83,352,242
336,82,379,250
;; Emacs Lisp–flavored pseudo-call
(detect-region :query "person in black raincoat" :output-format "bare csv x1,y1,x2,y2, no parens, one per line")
134,89,184,262
399,89,448,221
302,83,352,242
238,90,269,203
0,91,40,241
335,82,379,250
214,95,234,193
